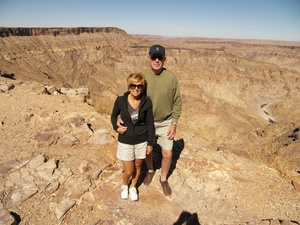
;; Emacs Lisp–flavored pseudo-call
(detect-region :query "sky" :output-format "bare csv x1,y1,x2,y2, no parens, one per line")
0,0,299,42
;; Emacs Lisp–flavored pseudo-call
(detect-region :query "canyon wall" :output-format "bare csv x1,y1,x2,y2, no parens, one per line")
0,27,126,37
1,27,300,224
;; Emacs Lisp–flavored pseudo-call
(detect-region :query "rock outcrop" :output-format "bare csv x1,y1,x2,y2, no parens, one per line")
0,28,300,224
0,27,127,37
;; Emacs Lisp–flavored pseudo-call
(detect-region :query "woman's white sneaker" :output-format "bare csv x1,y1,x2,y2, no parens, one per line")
121,185,128,199
129,187,138,201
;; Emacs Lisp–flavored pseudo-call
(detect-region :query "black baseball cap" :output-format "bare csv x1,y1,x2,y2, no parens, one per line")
149,45,165,57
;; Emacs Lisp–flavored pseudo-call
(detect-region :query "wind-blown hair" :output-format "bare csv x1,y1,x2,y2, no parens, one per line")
127,73,145,92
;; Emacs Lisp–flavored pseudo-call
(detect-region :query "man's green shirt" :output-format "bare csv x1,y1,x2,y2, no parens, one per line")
142,68,182,123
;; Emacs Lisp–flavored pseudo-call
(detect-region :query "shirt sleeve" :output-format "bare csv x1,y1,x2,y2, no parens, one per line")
111,96,121,131
146,98,155,146
172,77,182,123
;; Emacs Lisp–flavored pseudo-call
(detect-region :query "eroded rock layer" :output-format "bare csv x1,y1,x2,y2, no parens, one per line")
0,27,300,224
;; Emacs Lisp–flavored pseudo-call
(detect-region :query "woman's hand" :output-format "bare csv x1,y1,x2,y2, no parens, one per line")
146,145,153,155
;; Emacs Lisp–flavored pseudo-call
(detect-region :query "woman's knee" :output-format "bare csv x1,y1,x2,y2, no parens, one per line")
124,168,134,177
134,159,143,170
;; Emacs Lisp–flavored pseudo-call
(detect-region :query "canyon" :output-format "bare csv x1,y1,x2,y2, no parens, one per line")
0,27,300,225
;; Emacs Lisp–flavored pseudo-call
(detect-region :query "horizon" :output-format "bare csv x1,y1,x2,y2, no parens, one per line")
1,26,299,43
0,0,299,42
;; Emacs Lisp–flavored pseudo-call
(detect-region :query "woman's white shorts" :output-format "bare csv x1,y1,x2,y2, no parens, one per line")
117,141,147,161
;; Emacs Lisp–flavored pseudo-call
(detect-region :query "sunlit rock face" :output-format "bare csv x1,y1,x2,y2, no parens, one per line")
0,27,300,224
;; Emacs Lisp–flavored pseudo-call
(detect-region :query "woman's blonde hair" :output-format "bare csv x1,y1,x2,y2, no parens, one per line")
127,72,145,91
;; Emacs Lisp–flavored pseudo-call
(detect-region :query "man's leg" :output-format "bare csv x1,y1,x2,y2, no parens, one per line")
145,152,153,171
143,152,155,186
155,120,173,196
160,149,172,181
159,148,172,196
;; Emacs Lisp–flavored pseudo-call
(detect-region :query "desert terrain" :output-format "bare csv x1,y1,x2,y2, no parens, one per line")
0,27,300,225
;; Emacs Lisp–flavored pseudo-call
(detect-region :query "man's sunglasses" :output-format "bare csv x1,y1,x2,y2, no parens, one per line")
130,84,143,89
151,55,164,61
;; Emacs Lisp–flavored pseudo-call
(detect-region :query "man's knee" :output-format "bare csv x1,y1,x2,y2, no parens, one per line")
162,150,172,159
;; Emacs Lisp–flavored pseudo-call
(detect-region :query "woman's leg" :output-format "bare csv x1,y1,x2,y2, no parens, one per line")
122,160,134,185
130,158,143,187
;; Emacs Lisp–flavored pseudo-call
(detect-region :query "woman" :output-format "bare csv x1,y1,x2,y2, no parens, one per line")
111,73,154,201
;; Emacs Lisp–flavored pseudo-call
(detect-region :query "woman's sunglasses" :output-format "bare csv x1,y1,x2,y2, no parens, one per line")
130,84,143,89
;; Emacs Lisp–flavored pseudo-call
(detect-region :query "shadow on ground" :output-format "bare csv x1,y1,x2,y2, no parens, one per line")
138,138,185,186
173,210,201,225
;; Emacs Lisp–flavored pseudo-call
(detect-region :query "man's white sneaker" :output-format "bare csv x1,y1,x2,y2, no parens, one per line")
121,185,128,199
129,187,138,201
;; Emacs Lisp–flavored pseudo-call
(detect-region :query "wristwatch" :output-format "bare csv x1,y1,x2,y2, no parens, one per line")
171,122,178,126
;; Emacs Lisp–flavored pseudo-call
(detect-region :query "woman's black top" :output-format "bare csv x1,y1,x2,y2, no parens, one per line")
111,91,154,146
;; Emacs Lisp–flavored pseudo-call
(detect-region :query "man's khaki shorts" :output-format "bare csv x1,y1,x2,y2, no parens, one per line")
154,118,173,151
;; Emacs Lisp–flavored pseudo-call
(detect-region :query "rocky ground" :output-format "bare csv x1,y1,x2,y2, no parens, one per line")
0,77,299,225
0,28,300,225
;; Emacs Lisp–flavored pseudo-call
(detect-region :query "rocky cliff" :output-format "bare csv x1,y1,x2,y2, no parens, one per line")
0,27,300,225
0,27,126,37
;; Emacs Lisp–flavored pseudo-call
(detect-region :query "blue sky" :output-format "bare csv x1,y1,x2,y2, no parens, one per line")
0,0,299,41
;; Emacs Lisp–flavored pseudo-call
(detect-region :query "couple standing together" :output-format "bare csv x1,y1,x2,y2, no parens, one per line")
111,45,182,201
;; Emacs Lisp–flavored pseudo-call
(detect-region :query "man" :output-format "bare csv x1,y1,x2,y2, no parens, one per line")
118,44,182,196
141,44,182,196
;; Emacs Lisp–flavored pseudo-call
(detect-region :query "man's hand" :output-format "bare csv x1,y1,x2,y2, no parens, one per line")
116,117,127,134
117,117,124,127
167,124,177,140
117,126,127,135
